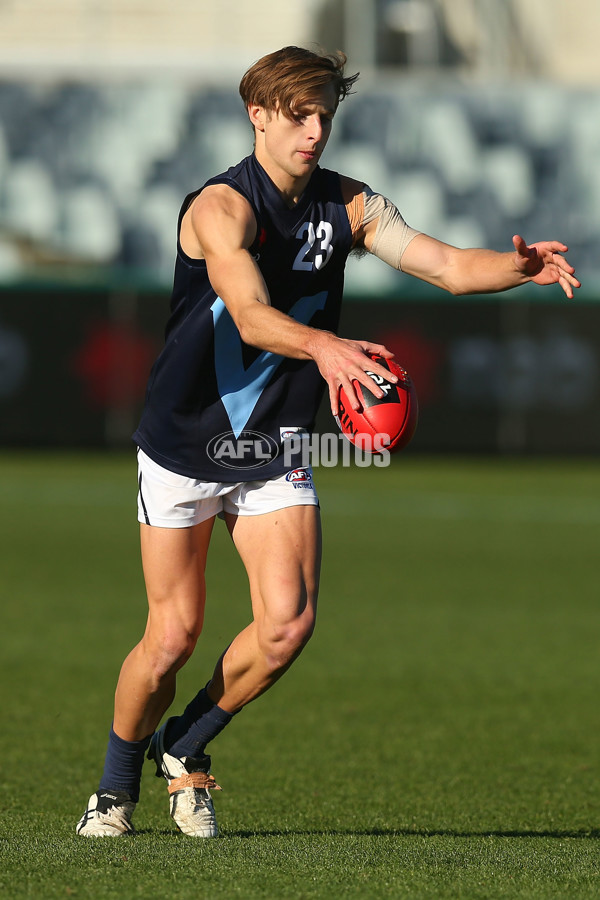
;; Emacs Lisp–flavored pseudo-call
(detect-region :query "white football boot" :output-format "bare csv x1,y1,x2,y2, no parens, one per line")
148,717,221,837
76,789,136,836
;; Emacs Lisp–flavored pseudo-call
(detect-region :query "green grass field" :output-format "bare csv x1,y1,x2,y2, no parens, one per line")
1,452,600,898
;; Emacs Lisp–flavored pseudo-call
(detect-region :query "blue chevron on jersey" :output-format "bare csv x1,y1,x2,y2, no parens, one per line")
212,291,328,437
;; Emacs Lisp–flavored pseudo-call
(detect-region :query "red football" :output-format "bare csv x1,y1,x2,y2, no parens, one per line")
336,355,418,454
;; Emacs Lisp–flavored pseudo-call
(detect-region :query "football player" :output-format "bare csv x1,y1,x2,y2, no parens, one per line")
77,46,579,837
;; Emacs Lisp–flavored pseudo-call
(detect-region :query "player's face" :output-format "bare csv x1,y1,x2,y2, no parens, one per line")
253,83,337,197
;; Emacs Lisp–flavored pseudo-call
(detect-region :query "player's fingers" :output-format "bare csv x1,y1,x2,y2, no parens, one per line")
338,375,364,411
329,381,340,417
351,369,384,400
355,346,399,385
512,234,530,256
556,259,580,282
555,255,576,275
560,280,574,300
361,341,396,361
361,364,396,395
558,268,580,299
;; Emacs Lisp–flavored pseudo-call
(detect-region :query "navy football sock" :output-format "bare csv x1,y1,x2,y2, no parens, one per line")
167,687,234,760
98,726,152,804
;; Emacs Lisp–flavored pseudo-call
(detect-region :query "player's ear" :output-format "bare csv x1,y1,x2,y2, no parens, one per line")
248,104,266,132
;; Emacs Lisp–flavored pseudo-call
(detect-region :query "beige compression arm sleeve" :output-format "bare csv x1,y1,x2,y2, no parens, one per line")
363,188,420,271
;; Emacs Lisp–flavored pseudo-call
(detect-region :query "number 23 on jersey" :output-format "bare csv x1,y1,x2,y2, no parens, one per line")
292,220,334,271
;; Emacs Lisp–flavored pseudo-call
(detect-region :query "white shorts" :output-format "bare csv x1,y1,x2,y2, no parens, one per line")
137,449,319,528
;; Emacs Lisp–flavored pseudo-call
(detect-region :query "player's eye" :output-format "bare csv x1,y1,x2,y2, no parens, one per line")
293,112,333,127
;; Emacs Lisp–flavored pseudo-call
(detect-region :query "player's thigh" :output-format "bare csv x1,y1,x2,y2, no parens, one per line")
225,504,321,624
140,518,215,635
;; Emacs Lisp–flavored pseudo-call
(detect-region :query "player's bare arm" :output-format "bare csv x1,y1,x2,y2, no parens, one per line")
360,211,580,298
188,184,397,415
399,233,580,298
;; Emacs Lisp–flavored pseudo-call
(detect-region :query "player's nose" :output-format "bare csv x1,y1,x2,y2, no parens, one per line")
305,114,324,142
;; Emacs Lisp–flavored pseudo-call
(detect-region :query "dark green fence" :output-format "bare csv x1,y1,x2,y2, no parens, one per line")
1,282,598,453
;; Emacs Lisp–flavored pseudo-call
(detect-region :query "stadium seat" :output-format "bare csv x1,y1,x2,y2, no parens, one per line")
330,144,395,196
387,170,446,235
481,144,534,218
418,99,481,194
137,184,182,276
1,158,58,244
58,184,121,262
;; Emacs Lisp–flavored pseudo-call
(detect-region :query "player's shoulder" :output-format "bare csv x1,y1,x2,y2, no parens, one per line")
184,182,257,253
338,173,368,205
191,182,255,230
314,167,366,204
195,181,250,211
325,173,370,241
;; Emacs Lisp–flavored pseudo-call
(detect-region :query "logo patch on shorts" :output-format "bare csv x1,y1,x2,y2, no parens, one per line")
280,426,309,442
285,468,314,489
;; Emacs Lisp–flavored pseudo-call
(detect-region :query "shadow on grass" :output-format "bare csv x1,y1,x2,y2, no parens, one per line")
231,828,600,840
136,827,600,840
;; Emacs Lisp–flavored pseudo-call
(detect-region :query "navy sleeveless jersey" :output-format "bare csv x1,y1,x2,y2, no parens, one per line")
133,154,353,481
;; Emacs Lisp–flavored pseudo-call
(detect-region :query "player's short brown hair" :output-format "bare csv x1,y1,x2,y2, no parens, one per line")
239,46,358,119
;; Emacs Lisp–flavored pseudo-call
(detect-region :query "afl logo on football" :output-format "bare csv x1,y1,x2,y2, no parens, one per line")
208,430,279,469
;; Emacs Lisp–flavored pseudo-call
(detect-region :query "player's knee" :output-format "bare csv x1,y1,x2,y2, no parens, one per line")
145,621,201,678
261,611,316,673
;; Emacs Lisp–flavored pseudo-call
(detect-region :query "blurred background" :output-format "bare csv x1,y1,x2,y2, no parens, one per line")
0,0,598,453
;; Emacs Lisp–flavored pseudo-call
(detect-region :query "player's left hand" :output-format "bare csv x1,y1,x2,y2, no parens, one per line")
513,234,581,299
